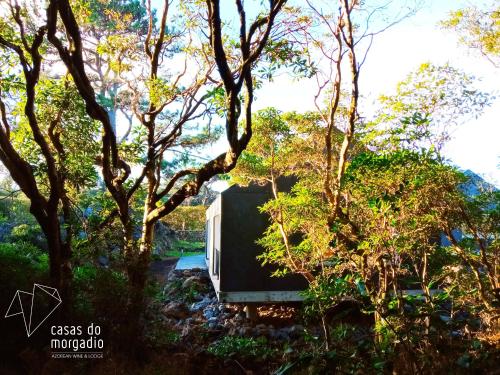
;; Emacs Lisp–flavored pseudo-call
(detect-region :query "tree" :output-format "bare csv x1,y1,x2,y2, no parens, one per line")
70,0,150,136
441,3,500,67
42,0,290,343
233,3,495,352
363,62,490,153
0,0,292,343
0,2,101,301
232,0,413,348
442,184,500,309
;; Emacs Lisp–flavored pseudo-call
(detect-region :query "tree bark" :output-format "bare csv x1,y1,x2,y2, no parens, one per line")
122,220,154,350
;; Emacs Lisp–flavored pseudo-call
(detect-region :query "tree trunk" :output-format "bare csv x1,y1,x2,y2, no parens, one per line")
321,315,332,351
123,219,155,352
374,310,384,345
43,213,72,316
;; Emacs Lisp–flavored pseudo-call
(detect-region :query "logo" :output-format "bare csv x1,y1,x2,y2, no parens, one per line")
5,283,62,337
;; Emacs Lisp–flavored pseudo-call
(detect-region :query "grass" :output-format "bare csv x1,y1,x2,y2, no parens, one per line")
171,239,204,251
163,250,204,258
162,239,205,258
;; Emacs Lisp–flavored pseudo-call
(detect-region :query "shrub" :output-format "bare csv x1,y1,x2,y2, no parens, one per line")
9,223,43,245
73,264,129,330
0,242,49,306
207,336,273,358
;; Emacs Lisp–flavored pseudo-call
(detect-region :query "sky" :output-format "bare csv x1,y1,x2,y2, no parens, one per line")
1,1,497,190
244,0,500,187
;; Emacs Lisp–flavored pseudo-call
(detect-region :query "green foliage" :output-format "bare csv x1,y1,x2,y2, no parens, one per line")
170,239,204,252
241,98,498,372
166,277,208,304
10,77,100,193
147,78,179,107
0,1,498,372
445,186,500,308
363,63,491,152
441,3,500,66
206,86,227,117
0,196,46,248
303,274,360,317
145,325,181,348
73,0,150,33
207,336,273,358
257,183,331,277
9,223,43,244
260,39,317,81
231,109,327,187
0,242,49,305
73,264,128,323
343,150,464,298
162,206,207,231
231,108,291,185
162,244,205,258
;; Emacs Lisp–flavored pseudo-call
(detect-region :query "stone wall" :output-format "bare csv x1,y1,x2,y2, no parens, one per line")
176,230,205,243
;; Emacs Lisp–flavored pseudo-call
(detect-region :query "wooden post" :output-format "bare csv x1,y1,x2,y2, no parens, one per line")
244,304,258,321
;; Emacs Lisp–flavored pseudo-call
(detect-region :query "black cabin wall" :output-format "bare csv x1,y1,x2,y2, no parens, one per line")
219,179,308,292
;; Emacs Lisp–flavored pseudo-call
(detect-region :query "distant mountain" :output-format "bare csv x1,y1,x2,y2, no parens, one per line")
460,169,498,196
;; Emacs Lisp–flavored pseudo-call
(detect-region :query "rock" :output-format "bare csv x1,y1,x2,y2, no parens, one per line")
203,307,218,320
270,328,290,341
453,310,470,322
207,317,218,323
232,312,245,323
98,255,109,267
167,270,178,281
450,330,462,338
198,274,211,283
206,316,219,329
288,325,304,338
182,276,201,289
162,301,189,320
175,319,185,327
238,326,251,336
439,314,451,324
191,293,203,302
190,297,212,312
181,323,191,337
253,323,267,336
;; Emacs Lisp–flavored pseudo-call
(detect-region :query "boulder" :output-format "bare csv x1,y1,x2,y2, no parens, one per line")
238,326,251,336
270,328,290,341
98,255,109,267
203,307,218,320
182,276,201,289
207,316,219,329
190,297,212,312
287,324,305,338
162,301,189,320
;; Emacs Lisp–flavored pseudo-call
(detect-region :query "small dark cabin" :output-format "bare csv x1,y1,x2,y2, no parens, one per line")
205,178,308,303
